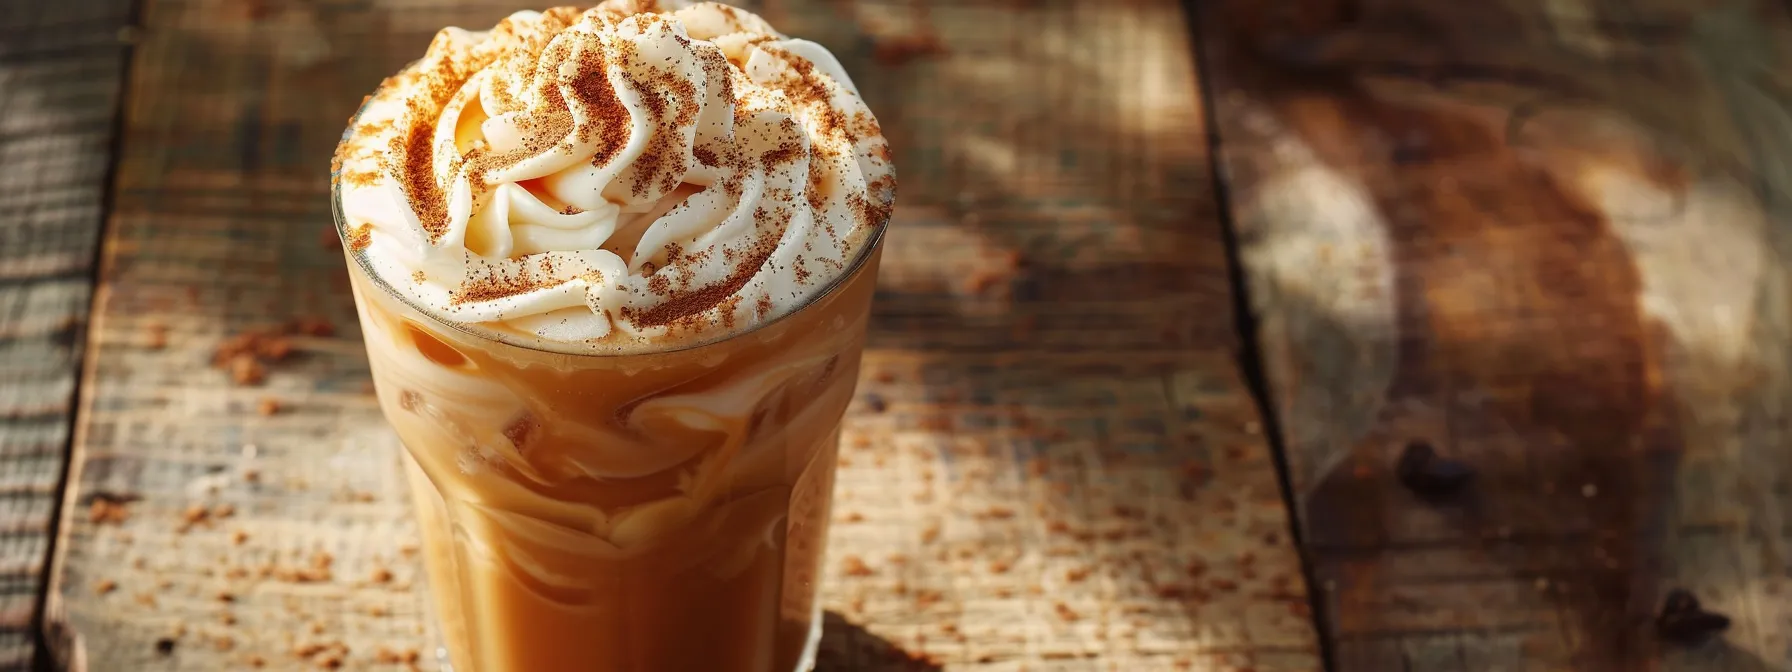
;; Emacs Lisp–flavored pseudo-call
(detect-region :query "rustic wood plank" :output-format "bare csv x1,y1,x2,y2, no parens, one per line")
43,0,1318,670
0,0,133,668
1198,0,1792,670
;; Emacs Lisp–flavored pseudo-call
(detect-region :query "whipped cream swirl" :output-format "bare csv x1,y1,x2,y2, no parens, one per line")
334,1,894,349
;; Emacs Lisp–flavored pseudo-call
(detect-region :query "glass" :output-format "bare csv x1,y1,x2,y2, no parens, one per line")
333,140,884,672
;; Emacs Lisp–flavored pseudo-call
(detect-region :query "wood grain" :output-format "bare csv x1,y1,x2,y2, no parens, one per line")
0,1,132,669
1198,0,1792,670
42,0,1319,670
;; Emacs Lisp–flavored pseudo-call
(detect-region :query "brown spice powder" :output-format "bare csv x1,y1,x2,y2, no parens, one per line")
846,190,893,231
569,47,631,166
692,146,718,167
340,169,381,188
792,255,811,284
646,273,671,297
805,168,827,210
622,232,778,327
717,295,741,331
344,223,374,252
759,46,852,145
391,123,448,239
451,264,562,305
759,141,804,170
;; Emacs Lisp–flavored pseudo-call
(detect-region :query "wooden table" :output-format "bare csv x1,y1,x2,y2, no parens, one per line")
1197,1,1792,671
0,1,132,668
2,0,1788,671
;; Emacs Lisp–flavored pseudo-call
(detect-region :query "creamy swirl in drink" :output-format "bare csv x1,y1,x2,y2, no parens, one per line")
335,0,894,349
333,3,892,671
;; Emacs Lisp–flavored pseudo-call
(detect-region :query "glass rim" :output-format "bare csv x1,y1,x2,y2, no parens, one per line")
330,99,889,358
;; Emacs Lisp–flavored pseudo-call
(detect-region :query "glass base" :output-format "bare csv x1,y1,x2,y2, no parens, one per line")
427,600,824,672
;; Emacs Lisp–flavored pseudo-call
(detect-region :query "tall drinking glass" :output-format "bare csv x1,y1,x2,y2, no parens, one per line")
334,171,883,672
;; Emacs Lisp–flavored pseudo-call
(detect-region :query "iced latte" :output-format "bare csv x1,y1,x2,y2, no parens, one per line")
330,3,894,670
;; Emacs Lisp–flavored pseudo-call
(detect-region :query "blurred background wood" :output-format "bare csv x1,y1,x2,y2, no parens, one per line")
0,1,132,669
1198,0,1792,670
37,0,1318,670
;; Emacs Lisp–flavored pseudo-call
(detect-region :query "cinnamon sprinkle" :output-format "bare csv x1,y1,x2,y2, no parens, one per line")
391,123,448,240
760,141,804,170
758,45,854,149
340,169,380,188
718,295,741,330
793,255,811,284
567,42,630,166
626,255,764,327
646,273,672,297
847,110,882,140
344,224,373,252
623,63,692,198
846,191,893,230
805,168,827,210
451,264,563,305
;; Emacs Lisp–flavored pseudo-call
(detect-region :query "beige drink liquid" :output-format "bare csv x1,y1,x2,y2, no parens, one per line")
331,2,894,670
344,243,879,671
